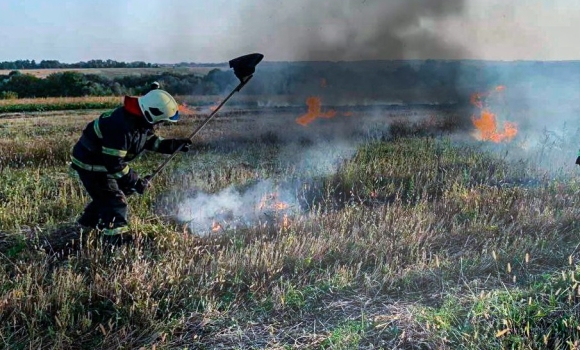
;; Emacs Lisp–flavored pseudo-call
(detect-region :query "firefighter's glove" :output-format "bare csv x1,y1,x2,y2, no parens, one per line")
175,138,193,152
119,171,140,196
576,156,580,166
135,175,152,195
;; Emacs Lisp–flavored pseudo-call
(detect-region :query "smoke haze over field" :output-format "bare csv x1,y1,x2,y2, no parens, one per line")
2,1,580,62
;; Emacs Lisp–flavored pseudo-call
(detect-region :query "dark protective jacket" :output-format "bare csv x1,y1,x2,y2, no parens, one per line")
71,98,183,189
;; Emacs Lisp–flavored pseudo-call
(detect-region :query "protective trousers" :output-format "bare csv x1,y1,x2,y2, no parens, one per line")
75,168,130,234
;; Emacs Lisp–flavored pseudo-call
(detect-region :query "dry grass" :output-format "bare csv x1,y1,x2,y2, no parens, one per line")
0,96,123,114
0,96,122,107
1,107,580,349
0,67,220,79
0,95,265,114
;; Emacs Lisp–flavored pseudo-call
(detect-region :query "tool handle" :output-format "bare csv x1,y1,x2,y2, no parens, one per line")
148,76,252,181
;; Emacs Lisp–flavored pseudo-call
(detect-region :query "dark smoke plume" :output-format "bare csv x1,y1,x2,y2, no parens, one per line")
226,0,471,109
230,0,467,61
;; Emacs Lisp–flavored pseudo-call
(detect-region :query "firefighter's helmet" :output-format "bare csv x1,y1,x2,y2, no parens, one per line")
138,89,179,124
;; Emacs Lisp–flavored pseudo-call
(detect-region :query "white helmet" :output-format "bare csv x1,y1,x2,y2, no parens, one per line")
138,89,179,124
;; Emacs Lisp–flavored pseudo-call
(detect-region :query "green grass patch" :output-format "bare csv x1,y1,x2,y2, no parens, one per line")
419,265,580,349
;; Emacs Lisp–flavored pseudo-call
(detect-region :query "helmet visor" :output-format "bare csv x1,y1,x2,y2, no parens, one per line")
168,111,180,122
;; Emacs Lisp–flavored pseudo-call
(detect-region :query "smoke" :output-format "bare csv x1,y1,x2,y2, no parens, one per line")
221,0,474,118
279,141,357,177
176,137,360,235
228,0,467,61
176,179,298,234
467,64,580,172
176,0,580,232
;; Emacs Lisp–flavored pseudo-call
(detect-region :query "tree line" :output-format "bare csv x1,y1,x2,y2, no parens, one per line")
1,60,578,104
0,69,239,99
0,59,158,70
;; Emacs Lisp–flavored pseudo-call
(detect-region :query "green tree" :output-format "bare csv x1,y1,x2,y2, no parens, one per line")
4,73,43,97
44,72,89,97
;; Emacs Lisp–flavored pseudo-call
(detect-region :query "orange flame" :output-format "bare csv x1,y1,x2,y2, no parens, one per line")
471,86,517,143
295,97,337,126
274,202,290,210
258,192,290,211
179,103,195,115
472,110,518,143
211,221,222,232
257,192,292,228
282,213,290,229
470,92,484,109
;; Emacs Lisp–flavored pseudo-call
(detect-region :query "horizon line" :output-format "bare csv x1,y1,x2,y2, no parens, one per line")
2,58,580,68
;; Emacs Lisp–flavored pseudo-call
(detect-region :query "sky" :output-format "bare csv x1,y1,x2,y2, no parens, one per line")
0,0,578,63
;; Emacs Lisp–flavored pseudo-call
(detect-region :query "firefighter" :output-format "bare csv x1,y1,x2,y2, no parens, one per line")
149,81,160,91
71,89,191,243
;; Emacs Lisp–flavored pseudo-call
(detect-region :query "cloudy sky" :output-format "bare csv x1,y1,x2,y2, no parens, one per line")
0,0,577,63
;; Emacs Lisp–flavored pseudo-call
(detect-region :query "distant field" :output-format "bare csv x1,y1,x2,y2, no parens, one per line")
0,96,122,113
0,95,264,114
0,96,122,106
0,94,316,114
0,66,225,78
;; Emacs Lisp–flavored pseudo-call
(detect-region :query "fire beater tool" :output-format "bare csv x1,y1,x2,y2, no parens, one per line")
148,53,264,182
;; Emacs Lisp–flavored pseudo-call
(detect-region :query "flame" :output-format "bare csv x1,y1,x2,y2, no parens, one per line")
343,111,354,117
257,192,292,228
471,86,517,143
201,104,219,114
470,92,484,109
258,192,290,211
274,202,290,210
282,213,290,229
472,110,518,142
295,97,337,126
211,221,222,232
178,103,195,115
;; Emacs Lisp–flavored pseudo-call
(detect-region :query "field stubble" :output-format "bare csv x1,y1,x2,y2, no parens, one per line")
1,106,580,349
0,66,219,79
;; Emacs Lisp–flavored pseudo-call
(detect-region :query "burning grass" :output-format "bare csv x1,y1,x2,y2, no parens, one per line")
471,86,518,143
1,108,580,348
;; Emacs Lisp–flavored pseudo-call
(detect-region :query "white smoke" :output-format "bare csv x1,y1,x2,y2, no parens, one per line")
175,137,361,235
176,179,296,235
